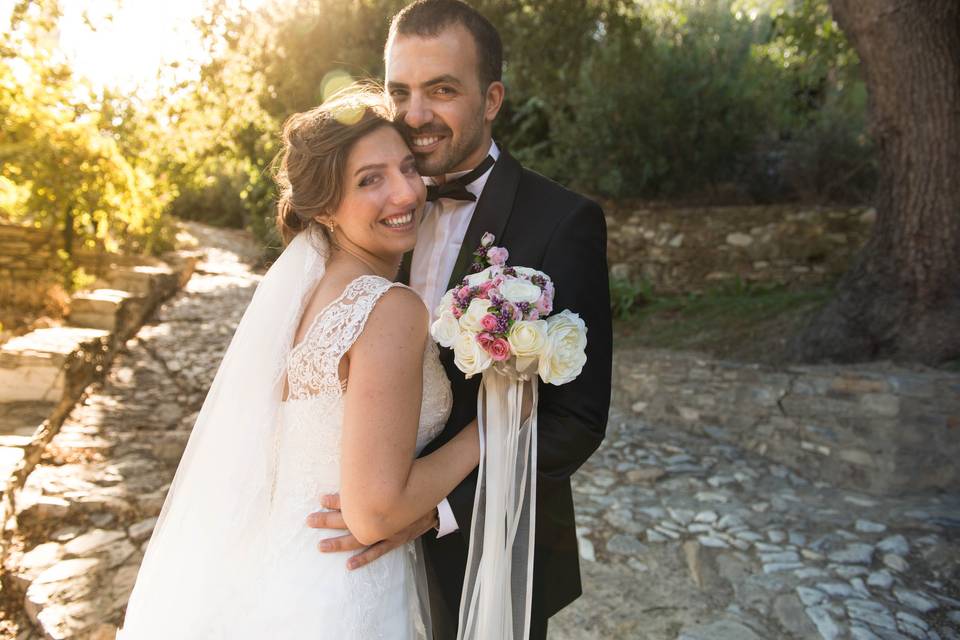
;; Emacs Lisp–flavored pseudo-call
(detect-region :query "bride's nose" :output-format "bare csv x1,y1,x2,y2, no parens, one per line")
388,173,420,207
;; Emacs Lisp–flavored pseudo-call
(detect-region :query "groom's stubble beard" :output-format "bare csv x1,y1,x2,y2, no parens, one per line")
403,100,487,177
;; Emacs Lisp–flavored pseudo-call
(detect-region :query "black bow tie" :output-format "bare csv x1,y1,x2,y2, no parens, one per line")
425,155,496,203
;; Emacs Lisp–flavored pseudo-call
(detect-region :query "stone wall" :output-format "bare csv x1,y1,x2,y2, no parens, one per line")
0,219,154,285
612,348,960,494
0,221,59,284
605,204,874,293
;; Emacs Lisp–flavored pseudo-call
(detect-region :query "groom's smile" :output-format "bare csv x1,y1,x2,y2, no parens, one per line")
385,23,501,177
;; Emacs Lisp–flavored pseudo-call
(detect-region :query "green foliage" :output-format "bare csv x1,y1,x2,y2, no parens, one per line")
616,279,834,360
609,276,643,320
500,0,871,202
2,0,874,259
0,0,176,258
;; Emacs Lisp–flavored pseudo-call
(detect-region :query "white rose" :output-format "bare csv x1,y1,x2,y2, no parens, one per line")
434,290,455,319
538,310,588,385
431,311,461,348
508,320,548,372
463,266,496,287
499,277,542,304
512,266,545,280
459,297,492,333
453,332,492,378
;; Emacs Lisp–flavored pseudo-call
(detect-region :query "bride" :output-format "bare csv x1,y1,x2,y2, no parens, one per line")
117,86,479,638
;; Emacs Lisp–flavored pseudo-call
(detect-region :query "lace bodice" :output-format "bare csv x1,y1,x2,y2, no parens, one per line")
274,274,452,509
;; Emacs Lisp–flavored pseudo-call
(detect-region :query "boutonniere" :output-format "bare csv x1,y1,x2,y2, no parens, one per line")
470,231,509,273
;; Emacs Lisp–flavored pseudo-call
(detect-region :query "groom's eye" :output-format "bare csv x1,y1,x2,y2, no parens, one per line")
434,86,456,97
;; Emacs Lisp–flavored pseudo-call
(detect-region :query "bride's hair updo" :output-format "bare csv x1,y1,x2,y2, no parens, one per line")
274,84,396,244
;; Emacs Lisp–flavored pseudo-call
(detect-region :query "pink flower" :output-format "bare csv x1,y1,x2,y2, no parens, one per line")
457,286,472,301
476,332,496,349
452,306,463,319
487,246,509,266
486,337,511,361
527,309,540,321
480,313,499,332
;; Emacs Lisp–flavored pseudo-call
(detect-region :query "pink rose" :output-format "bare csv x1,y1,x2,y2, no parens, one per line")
476,332,496,349
487,246,509,266
457,286,472,301
480,313,499,332
527,309,540,321
486,337,511,361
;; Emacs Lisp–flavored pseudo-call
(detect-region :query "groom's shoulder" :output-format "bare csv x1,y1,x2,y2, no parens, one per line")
516,163,601,214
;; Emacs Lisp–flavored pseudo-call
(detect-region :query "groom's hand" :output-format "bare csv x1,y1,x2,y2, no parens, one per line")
308,494,439,571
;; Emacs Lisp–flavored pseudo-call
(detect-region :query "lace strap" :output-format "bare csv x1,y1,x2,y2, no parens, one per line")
287,275,410,400
323,274,406,358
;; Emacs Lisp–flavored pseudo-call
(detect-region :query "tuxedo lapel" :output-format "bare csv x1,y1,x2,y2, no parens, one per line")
445,150,522,292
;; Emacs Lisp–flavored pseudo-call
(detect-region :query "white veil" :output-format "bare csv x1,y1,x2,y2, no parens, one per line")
118,228,328,638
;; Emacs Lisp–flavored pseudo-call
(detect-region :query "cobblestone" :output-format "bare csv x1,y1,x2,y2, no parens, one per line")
552,410,960,639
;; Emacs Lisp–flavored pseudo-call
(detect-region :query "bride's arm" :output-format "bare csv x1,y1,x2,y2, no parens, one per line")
338,287,479,546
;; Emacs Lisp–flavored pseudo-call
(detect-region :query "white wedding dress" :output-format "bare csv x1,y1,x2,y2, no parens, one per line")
235,275,452,638
118,260,452,638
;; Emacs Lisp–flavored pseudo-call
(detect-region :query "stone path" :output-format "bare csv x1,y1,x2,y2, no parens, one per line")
2,224,263,639
3,222,958,639
553,407,960,640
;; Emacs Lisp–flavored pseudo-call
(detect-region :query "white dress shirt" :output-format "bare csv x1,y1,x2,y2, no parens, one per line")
409,141,500,537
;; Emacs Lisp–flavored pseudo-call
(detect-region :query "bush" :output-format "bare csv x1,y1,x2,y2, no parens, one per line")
501,0,872,204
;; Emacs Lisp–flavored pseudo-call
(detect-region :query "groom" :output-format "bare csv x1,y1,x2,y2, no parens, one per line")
309,1,612,637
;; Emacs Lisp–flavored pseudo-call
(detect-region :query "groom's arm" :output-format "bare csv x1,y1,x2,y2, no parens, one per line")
446,200,612,537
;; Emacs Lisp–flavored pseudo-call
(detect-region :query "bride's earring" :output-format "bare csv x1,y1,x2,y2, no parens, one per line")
316,216,336,234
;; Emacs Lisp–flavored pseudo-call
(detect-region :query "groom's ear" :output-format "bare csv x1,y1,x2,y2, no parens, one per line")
483,81,505,125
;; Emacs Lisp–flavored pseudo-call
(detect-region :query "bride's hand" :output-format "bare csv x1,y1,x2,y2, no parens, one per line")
309,494,438,570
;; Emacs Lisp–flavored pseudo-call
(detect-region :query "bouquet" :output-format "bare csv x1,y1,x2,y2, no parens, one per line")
430,233,588,640
431,232,587,385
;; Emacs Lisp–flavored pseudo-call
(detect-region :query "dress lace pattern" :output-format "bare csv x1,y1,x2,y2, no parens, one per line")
248,274,451,639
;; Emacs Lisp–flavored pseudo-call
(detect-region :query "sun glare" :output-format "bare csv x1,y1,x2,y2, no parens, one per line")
30,0,268,95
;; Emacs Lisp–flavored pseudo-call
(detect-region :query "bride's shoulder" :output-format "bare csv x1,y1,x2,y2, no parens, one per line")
352,282,427,348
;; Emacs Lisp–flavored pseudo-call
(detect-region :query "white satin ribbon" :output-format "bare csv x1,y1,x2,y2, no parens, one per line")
457,370,537,640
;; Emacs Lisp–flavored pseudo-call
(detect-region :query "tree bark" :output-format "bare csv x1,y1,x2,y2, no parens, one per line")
790,0,960,365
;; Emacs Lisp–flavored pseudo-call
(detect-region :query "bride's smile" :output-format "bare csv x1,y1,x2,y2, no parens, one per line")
328,125,425,266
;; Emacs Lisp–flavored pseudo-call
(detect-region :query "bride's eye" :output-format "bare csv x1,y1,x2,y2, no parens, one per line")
359,173,381,187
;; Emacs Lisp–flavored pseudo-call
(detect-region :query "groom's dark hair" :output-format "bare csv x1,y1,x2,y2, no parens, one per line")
387,0,503,90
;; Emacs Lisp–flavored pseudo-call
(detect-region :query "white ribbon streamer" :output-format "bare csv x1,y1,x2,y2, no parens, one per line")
457,370,537,640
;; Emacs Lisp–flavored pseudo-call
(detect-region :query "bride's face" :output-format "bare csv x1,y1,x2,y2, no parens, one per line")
331,125,425,258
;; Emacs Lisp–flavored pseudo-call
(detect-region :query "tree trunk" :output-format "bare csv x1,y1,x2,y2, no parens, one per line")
790,0,960,366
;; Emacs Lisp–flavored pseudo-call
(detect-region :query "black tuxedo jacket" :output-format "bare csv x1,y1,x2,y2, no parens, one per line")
402,150,612,632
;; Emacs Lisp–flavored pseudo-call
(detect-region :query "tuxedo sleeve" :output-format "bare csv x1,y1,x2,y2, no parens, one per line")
447,201,612,536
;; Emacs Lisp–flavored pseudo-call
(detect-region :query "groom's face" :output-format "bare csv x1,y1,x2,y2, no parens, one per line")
385,24,495,176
